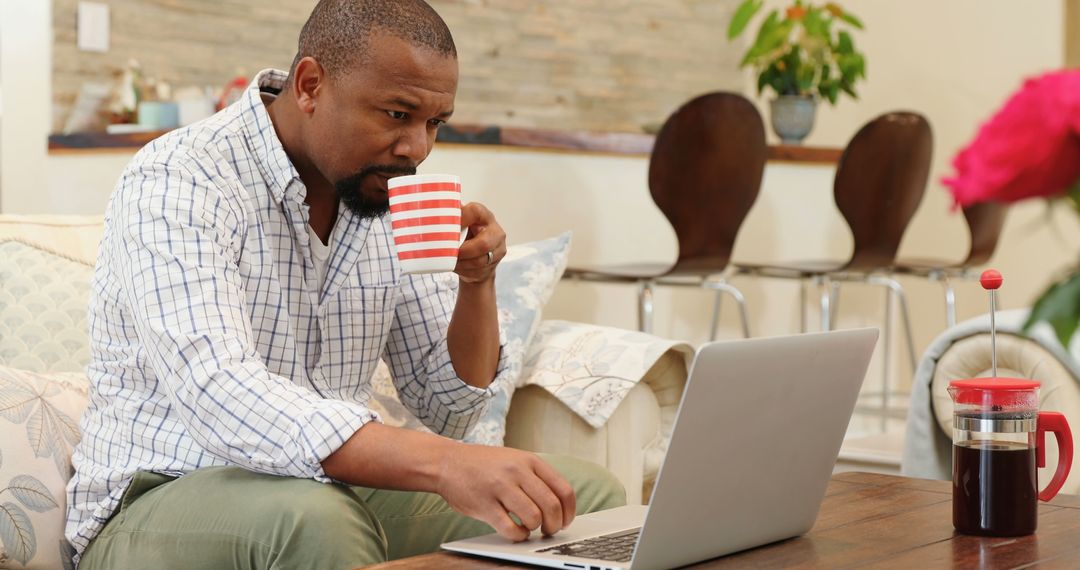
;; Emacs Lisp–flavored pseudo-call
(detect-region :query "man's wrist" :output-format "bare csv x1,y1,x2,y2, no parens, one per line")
431,438,465,495
458,274,497,289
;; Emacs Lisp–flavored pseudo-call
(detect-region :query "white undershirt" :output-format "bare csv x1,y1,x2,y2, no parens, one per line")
307,223,333,289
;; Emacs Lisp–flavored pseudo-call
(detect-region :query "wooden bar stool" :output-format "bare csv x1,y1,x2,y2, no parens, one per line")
735,111,933,429
892,201,1008,327
563,92,767,339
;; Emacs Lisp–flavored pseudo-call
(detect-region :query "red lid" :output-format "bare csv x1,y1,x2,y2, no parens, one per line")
949,377,1040,408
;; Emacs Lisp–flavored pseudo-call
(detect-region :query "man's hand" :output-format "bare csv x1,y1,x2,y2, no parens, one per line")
436,443,577,541
456,202,506,284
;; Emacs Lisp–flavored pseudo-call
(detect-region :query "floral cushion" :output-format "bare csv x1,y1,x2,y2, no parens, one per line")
521,320,694,428
0,365,88,570
0,241,93,374
366,233,572,445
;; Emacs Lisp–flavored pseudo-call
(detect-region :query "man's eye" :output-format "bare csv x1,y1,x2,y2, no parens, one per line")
429,119,446,127
387,110,408,120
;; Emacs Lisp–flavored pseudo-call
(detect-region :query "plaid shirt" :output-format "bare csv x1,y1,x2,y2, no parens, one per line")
66,69,503,556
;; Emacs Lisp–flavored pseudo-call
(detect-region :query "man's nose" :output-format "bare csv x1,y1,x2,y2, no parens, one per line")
391,124,433,163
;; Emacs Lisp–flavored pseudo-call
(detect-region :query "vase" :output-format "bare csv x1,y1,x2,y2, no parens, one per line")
770,95,818,145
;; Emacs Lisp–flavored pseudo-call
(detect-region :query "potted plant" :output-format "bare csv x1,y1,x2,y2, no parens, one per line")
727,0,867,144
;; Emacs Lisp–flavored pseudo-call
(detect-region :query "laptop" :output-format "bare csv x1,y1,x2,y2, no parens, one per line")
443,328,879,570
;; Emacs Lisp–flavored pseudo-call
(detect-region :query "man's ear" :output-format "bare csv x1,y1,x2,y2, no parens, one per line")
292,57,324,115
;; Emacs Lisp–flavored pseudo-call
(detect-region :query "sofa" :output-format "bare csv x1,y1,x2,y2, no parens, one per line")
903,309,1080,491
0,214,689,569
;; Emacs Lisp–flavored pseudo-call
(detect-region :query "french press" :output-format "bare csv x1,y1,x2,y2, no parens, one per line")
949,269,1073,536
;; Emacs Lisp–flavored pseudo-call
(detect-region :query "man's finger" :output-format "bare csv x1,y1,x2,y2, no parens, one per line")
501,488,543,533
532,459,577,528
460,202,493,228
458,226,505,260
486,502,530,542
520,474,565,536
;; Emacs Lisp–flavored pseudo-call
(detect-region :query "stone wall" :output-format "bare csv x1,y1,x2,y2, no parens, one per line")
53,0,746,133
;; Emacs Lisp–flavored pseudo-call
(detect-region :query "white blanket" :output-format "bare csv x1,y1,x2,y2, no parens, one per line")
901,308,1080,480
520,320,694,429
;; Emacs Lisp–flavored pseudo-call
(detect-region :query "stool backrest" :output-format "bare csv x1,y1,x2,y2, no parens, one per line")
962,200,1007,267
834,112,932,271
649,92,767,275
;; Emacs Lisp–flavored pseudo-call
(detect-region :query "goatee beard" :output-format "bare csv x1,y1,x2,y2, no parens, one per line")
334,164,416,219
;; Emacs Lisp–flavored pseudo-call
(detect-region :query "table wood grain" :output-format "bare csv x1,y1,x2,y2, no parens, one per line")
364,472,1080,569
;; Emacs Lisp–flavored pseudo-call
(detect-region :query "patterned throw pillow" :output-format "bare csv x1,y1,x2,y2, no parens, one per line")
0,241,93,374
366,232,572,445
0,365,89,570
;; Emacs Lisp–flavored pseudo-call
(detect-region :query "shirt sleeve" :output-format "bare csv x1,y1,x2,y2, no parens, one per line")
113,153,378,481
382,271,508,438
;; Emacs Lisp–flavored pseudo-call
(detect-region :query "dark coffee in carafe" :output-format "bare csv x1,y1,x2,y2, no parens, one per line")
952,440,1037,536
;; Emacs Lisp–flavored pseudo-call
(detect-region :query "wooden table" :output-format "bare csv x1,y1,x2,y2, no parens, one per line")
366,472,1080,569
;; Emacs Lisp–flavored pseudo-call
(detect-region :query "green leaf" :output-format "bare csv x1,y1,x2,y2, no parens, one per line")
740,10,780,66
1067,175,1080,215
797,62,816,91
1023,270,1080,348
759,18,794,58
838,53,861,78
769,72,788,96
837,30,854,54
840,12,864,29
728,0,764,39
822,81,840,104
757,67,773,94
803,8,828,38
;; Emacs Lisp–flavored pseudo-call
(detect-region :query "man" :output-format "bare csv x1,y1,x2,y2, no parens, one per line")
67,1,625,567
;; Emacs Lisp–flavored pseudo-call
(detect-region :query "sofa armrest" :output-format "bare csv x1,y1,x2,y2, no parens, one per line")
930,332,1080,493
504,349,687,505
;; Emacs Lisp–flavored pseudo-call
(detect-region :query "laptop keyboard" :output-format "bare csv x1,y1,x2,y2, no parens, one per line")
536,527,639,563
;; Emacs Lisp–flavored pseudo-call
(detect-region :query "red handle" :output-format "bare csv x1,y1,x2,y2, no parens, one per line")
1037,412,1073,501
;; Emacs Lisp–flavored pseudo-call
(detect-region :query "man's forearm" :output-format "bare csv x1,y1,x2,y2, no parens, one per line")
446,278,501,388
322,422,457,490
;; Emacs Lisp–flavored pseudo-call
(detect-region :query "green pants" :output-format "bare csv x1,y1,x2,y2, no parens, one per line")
79,454,626,569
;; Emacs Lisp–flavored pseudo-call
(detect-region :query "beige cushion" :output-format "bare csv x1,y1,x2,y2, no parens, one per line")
0,216,103,266
931,332,1080,494
0,365,89,569
0,242,94,374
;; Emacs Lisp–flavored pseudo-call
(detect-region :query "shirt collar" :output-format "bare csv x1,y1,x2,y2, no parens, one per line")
240,69,302,204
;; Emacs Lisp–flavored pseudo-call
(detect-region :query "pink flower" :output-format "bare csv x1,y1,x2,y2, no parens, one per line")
942,69,1080,207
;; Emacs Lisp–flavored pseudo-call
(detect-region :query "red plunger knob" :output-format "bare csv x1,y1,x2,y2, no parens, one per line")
980,269,1003,290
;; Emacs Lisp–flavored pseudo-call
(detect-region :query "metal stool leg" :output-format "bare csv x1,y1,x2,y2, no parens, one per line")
867,275,919,433
816,276,832,332
706,281,751,339
880,284,893,433
944,279,957,328
638,280,655,334
799,280,808,333
829,280,842,329
708,288,723,341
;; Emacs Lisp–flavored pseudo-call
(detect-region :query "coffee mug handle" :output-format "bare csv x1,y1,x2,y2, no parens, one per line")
1036,411,1073,501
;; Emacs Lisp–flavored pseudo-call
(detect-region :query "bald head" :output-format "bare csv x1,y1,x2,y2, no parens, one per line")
291,0,457,78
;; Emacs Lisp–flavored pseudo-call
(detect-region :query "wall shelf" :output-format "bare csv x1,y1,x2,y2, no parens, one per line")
49,124,843,164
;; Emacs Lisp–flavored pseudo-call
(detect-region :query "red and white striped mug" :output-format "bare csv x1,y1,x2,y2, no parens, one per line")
387,174,466,274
